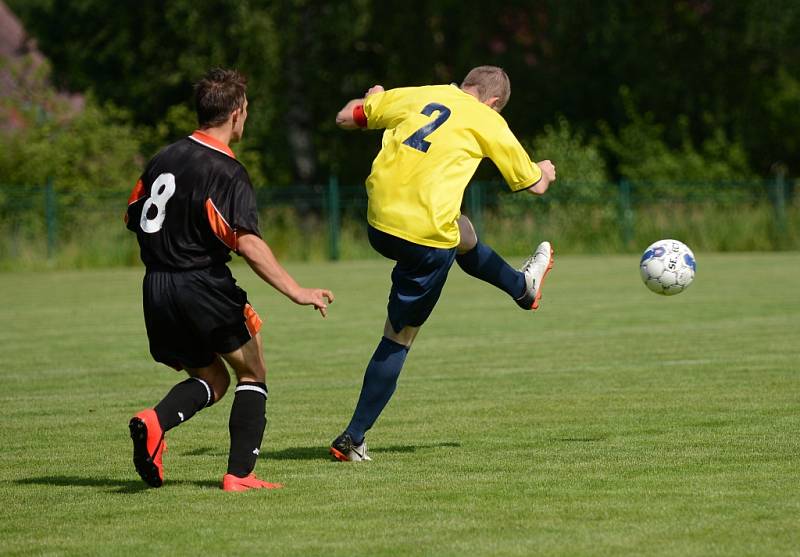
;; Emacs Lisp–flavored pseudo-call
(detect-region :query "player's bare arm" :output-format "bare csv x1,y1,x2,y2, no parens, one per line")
527,160,557,195
335,99,364,129
335,85,384,129
237,233,334,317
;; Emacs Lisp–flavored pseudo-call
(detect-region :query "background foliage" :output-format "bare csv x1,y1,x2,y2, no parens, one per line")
0,1,797,271
5,0,799,191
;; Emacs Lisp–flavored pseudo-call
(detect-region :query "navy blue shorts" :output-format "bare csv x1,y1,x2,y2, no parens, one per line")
368,226,457,332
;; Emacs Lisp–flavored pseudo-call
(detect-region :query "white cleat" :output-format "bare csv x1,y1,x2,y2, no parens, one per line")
516,241,554,310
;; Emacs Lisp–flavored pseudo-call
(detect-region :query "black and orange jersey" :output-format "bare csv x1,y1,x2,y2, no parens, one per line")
126,131,261,270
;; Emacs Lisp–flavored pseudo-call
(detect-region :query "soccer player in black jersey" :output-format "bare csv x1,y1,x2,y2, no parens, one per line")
125,68,333,491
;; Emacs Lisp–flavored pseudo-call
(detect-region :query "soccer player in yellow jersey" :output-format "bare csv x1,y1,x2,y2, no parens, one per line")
329,66,557,461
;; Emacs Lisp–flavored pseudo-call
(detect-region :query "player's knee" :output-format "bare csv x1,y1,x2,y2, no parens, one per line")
194,362,231,402
211,373,231,401
456,216,477,254
384,323,418,348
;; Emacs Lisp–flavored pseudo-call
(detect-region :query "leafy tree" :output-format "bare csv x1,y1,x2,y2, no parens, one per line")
528,116,609,194
600,88,754,186
0,57,141,195
7,0,800,183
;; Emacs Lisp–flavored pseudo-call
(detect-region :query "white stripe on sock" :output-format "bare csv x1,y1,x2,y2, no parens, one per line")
235,384,268,399
191,377,212,406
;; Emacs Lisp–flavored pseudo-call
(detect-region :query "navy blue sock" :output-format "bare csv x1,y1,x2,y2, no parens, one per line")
346,337,410,443
456,241,526,299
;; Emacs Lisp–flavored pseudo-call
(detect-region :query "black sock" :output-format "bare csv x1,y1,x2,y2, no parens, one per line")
154,377,214,432
227,381,268,478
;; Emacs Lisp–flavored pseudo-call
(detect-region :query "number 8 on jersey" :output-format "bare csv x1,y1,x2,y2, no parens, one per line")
140,173,177,234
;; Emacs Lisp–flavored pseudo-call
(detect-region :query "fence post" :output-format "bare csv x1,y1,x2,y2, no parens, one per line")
618,179,634,249
466,181,484,237
327,175,340,261
45,178,57,260
771,168,788,243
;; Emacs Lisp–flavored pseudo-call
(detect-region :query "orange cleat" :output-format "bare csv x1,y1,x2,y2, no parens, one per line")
221,473,283,492
129,408,166,488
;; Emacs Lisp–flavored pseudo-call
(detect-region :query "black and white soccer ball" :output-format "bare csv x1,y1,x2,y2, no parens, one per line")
639,239,696,295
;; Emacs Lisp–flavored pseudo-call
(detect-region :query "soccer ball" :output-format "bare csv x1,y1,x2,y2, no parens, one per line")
639,239,696,295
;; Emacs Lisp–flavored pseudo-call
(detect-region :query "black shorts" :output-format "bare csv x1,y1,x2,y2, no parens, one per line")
142,266,262,370
368,225,457,332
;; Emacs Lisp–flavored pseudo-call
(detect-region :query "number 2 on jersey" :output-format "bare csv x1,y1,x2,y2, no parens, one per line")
140,173,176,233
403,103,451,153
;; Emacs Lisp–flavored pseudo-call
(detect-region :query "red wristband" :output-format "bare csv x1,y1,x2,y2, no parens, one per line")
353,104,367,128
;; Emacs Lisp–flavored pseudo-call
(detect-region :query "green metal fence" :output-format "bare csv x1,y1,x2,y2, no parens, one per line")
0,178,795,269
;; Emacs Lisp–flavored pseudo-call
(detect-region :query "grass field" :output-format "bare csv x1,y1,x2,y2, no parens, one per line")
1,253,798,556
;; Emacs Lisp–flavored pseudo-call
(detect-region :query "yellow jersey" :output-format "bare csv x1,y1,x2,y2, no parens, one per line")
363,84,542,248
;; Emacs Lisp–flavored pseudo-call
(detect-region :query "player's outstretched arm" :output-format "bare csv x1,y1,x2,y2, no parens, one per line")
237,233,334,317
335,85,384,129
336,99,365,130
527,160,557,195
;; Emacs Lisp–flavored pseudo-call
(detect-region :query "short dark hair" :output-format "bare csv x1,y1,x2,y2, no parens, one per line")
461,66,511,111
194,68,247,128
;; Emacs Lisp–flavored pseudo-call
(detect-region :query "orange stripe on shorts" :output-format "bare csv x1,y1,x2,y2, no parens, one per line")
244,303,262,337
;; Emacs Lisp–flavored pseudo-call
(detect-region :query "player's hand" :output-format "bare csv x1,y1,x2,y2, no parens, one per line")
365,84,384,97
528,160,556,195
293,288,335,317
537,160,556,183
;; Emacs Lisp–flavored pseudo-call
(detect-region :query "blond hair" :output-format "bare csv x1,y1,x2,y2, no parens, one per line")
460,66,511,111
